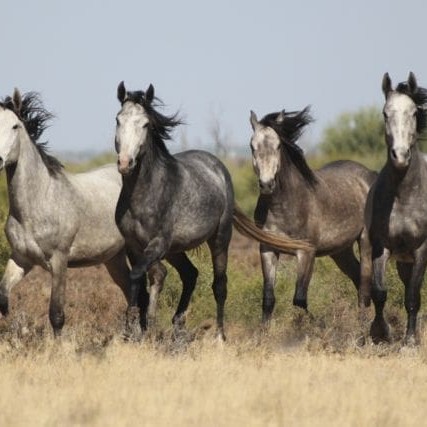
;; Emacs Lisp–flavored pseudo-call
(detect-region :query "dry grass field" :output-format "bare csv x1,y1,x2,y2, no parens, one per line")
0,160,427,426
0,232,426,427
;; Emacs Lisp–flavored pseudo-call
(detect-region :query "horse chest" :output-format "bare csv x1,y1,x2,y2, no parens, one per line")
5,216,55,266
383,205,427,252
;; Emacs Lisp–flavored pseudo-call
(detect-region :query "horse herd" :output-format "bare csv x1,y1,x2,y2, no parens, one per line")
0,72,425,346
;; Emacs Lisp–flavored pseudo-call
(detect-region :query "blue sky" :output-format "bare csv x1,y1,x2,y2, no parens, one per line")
3,0,427,155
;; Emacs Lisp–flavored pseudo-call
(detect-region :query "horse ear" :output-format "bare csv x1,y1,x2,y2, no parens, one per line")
250,110,259,130
145,84,155,104
408,71,418,93
12,88,22,113
276,110,286,124
117,81,127,104
382,73,392,98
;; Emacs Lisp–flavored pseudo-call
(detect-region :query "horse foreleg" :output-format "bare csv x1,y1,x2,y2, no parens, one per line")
293,249,315,311
260,245,279,323
403,244,427,345
0,257,30,316
147,262,167,327
370,246,390,343
49,252,68,338
127,237,168,334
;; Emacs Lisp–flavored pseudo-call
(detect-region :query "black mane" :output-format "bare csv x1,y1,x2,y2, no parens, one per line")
259,107,317,186
395,82,427,134
0,92,62,176
125,90,182,164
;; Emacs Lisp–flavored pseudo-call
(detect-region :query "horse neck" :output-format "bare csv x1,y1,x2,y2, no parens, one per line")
273,149,313,205
6,133,55,215
123,135,177,201
386,144,425,195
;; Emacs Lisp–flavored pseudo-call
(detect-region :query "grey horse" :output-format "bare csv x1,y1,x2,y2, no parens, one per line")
360,72,427,345
114,82,311,340
249,107,377,322
0,89,166,337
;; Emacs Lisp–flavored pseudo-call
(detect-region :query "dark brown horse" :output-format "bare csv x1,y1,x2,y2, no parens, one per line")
249,107,377,322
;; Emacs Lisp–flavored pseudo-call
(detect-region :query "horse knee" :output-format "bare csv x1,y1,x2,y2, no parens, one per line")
148,263,167,290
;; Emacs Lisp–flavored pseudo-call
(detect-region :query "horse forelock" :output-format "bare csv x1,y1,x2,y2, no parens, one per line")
125,90,183,142
0,92,62,176
259,108,317,187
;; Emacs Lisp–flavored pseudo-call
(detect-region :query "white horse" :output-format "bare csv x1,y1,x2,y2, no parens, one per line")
0,89,166,336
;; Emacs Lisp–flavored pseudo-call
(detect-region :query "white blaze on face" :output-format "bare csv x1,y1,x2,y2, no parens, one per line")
0,107,22,169
250,126,281,185
384,93,417,168
115,102,149,173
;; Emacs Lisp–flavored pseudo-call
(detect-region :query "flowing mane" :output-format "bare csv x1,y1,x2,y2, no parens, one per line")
259,107,317,186
395,81,427,135
0,92,62,176
125,90,182,165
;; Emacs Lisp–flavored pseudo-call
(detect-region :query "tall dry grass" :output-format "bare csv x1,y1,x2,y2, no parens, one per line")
1,334,427,427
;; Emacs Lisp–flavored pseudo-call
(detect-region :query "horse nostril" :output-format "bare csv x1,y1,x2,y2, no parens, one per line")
259,180,274,193
128,158,134,168
391,149,397,160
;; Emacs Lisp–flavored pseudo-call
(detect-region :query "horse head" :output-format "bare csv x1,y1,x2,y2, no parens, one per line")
382,72,424,170
249,110,283,194
115,81,154,175
0,88,24,170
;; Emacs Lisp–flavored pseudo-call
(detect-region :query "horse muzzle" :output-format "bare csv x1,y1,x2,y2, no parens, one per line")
259,179,276,195
117,156,135,175
390,147,411,170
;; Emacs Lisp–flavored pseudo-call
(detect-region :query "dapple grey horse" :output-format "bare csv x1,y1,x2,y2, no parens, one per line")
360,72,427,345
249,107,377,323
0,89,166,336
114,82,311,340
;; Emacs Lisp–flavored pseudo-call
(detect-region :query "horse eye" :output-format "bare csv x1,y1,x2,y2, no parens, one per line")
115,117,120,126
382,112,388,119
12,124,19,130
142,122,149,129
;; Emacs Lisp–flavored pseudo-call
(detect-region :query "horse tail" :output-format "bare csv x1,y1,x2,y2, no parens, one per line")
232,205,312,255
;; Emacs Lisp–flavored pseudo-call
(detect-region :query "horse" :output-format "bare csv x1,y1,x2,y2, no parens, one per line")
0,89,167,337
248,107,377,323
360,72,427,345
114,82,311,340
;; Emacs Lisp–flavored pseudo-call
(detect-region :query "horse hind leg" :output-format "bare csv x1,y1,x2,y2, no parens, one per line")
166,252,198,331
208,225,231,341
330,246,360,291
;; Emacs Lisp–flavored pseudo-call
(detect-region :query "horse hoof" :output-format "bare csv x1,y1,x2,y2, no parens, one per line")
355,334,366,347
293,297,307,310
0,295,9,317
403,334,418,347
370,319,391,344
